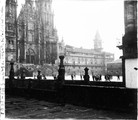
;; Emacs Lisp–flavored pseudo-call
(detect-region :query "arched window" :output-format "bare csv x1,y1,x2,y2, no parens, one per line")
26,48,35,64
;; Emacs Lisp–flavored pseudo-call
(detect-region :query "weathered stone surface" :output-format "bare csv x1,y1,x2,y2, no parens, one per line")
5,95,135,119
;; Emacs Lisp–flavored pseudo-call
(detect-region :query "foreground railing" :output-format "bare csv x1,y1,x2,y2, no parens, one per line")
5,57,136,114
5,78,125,91
5,79,56,90
7,55,125,91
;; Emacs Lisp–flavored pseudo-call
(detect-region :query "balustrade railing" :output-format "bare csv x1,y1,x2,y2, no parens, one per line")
7,55,124,90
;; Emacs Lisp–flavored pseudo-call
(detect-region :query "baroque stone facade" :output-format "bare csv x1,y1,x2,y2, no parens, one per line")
57,32,114,75
63,45,114,75
17,0,58,65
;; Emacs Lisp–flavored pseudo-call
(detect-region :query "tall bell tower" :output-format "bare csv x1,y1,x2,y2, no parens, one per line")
93,30,103,52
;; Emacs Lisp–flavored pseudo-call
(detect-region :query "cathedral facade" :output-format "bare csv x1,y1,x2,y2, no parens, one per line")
5,0,58,76
17,0,58,65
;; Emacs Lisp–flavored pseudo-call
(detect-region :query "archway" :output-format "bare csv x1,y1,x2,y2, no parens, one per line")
26,48,35,64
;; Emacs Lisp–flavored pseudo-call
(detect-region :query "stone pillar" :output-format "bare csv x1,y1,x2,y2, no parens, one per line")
21,69,25,87
9,61,14,88
83,67,90,83
58,55,65,81
56,55,65,105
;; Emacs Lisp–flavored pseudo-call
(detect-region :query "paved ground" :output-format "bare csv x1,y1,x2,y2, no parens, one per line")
5,95,136,119
7,75,122,81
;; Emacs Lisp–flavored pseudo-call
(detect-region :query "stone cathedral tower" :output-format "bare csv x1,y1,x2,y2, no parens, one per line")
5,0,17,62
93,30,103,52
5,0,18,76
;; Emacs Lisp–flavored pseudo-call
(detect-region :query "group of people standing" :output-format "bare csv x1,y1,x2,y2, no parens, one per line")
92,74,102,81
33,70,57,80
71,73,84,80
70,73,120,81
92,74,120,81
19,69,120,81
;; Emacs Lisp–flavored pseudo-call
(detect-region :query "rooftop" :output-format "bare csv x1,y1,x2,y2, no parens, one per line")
65,45,114,55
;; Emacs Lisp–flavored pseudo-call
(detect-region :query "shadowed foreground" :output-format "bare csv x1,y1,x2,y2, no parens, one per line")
5,95,135,119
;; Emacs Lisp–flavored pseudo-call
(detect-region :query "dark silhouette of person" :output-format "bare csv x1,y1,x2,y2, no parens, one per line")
80,74,83,80
92,75,95,81
104,75,107,81
53,74,57,80
134,67,138,70
117,75,120,80
71,74,74,80
37,70,42,80
43,74,47,80
74,73,76,79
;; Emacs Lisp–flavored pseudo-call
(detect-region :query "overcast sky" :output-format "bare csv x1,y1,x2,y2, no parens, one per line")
17,0,124,60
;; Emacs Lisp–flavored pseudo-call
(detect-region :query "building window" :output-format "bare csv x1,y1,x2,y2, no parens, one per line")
8,40,10,44
82,58,84,62
78,58,80,64
31,55,34,64
12,40,14,45
8,4,12,17
26,49,35,64
28,33,32,42
85,58,87,64
26,54,29,63
8,23,13,30
95,59,97,64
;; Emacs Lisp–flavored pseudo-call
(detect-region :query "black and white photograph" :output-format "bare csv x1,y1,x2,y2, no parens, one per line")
1,0,137,119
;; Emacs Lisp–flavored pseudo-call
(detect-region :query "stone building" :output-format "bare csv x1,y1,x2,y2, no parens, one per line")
118,1,137,88
64,45,114,75
93,30,103,52
57,32,114,75
5,0,58,76
17,0,58,65
106,59,122,76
